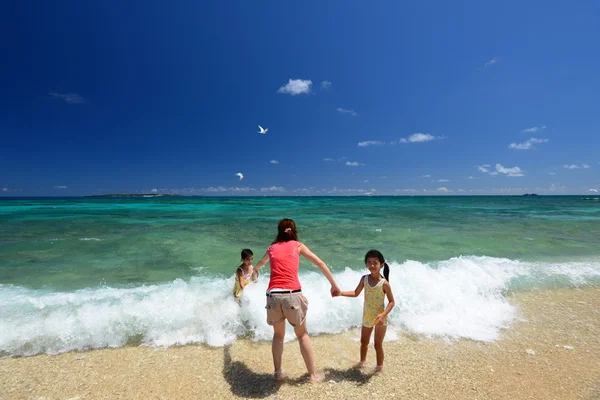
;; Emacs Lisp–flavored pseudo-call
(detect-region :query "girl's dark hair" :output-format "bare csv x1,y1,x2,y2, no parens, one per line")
364,249,389,281
272,218,298,244
241,249,253,260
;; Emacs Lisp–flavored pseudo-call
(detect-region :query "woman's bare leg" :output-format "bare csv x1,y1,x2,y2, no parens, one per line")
293,322,318,382
272,321,286,379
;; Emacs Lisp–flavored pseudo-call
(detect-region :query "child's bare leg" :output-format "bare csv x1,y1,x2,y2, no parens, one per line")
272,321,286,379
359,326,374,366
374,324,387,372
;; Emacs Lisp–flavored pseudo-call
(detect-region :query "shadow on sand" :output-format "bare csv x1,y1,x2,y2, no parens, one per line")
223,345,280,398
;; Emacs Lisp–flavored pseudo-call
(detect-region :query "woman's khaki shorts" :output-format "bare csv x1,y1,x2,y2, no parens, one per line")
265,292,309,327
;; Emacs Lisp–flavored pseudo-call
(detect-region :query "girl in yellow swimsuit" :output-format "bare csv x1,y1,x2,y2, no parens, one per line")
340,249,395,372
232,249,258,303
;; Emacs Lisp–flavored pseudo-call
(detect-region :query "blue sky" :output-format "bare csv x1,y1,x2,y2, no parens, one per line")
1,1,599,196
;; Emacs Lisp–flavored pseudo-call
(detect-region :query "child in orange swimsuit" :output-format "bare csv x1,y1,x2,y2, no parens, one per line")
232,249,258,303
340,249,395,372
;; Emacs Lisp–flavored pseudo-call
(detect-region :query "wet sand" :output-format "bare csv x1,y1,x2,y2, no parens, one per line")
1,287,599,399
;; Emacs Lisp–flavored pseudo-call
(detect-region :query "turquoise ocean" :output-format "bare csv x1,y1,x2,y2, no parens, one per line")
1,196,599,356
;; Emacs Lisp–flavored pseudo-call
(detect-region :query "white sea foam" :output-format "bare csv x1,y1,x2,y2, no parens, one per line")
1,256,598,356
79,238,102,241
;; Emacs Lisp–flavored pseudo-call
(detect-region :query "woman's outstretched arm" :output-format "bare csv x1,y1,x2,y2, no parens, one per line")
299,244,341,297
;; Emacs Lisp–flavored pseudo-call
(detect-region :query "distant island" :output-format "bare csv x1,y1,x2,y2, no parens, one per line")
87,194,182,198
522,193,539,196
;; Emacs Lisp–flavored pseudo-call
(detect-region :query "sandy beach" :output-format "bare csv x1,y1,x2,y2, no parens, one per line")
1,287,598,400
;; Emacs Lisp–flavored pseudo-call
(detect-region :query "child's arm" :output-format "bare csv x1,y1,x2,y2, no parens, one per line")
340,277,364,298
374,281,396,325
236,267,248,290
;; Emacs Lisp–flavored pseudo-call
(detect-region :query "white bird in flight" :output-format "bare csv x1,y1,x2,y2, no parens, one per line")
258,125,268,134
235,173,244,181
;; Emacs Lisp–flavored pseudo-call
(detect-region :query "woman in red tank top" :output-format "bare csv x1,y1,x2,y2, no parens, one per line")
255,218,341,383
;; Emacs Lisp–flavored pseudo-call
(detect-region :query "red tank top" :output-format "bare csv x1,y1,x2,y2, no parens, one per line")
267,240,303,291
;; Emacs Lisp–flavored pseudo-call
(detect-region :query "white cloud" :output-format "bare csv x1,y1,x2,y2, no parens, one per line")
478,164,524,177
421,174,431,178
1,188,7,192
345,161,365,167
521,126,546,133
437,179,450,182
260,186,286,192
358,140,383,147
277,79,312,95
364,180,369,183
337,108,359,117
468,176,476,180
323,158,334,162
589,189,598,192
270,160,279,164
397,133,442,144
437,187,449,192
150,188,158,193
49,92,87,104
509,137,549,150
564,164,591,170
495,164,524,177
484,58,498,67
54,185,68,189
321,81,332,90
548,172,557,175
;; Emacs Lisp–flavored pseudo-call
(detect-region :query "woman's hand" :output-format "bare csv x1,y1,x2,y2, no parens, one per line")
330,284,341,297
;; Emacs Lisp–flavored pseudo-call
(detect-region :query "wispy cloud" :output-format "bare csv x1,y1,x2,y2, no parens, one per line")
484,58,498,67
437,187,450,192
548,172,557,175
421,174,431,178
467,176,476,180
49,92,88,104
321,81,332,90
478,164,524,177
495,164,524,177
564,164,590,170
151,188,158,193
270,160,279,164
1,188,8,192
345,161,365,167
277,79,312,95
437,179,450,182
395,133,442,144
323,157,347,162
54,185,68,189
358,140,383,147
589,189,598,193
337,107,358,116
509,137,549,150
260,186,286,192
521,126,546,133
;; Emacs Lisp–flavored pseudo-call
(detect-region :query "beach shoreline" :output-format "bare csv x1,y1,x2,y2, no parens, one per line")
1,287,599,400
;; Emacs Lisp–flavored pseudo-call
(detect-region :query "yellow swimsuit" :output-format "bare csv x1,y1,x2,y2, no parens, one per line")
363,275,387,327
232,267,255,298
